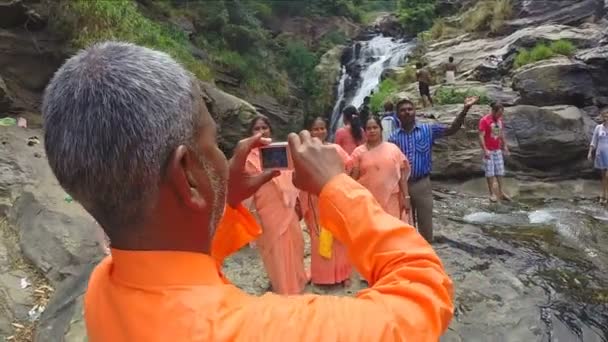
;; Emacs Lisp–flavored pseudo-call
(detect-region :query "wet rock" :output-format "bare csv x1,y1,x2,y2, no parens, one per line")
512,57,596,107
0,0,46,31
0,76,14,113
424,24,602,82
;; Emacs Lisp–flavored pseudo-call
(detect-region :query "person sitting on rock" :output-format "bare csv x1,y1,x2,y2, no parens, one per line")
478,102,511,203
388,96,478,243
416,62,434,108
41,41,454,342
588,110,608,205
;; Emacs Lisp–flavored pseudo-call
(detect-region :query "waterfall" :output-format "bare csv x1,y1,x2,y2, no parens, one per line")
329,34,415,138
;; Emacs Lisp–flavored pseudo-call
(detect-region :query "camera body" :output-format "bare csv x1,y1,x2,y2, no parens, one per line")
259,142,292,170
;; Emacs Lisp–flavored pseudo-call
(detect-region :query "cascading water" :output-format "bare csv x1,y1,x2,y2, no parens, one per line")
329,34,415,137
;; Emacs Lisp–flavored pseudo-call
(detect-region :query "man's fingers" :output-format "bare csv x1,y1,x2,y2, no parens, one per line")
298,130,312,145
287,132,302,157
231,133,270,170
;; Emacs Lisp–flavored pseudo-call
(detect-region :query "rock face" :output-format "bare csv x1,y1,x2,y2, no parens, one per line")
0,76,13,113
505,0,605,33
576,45,608,105
199,82,260,154
0,126,105,341
0,0,46,31
428,104,594,179
314,45,346,117
424,24,602,82
370,13,403,37
512,57,596,107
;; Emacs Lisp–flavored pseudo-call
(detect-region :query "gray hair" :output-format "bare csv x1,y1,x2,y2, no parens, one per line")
42,41,200,232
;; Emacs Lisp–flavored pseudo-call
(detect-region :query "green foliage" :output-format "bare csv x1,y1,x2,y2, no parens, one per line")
396,65,418,85
514,40,576,68
396,0,437,35
435,86,491,105
462,0,513,34
370,79,398,112
549,39,576,57
51,0,213,80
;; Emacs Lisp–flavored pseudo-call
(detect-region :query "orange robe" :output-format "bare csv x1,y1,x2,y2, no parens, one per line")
244,148,308,295
334,125,365,154
84,174,454,342
300,143,352,285
351,142,411,220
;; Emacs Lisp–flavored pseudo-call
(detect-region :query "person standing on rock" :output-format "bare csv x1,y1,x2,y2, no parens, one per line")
588,110,608,204
478,102,511,203
389,97,478,243
42,42,453,341
445,57,457,85
416,62,434,108
244,115,309,295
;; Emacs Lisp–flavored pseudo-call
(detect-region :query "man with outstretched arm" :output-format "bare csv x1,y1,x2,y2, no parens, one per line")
388,97,478,243
42,41,454,341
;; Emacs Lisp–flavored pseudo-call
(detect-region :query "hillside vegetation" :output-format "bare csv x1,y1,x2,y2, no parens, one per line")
47,0,393,120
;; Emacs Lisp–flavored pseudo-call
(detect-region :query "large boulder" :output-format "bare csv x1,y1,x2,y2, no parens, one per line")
427,104,595,179
424,24,602,82
504,105,595,172
199,82,260,154
512,57,596,107
0,28,66,112
576,45,608,105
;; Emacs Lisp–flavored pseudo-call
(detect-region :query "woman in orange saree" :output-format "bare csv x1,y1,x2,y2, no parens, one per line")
244,115,308,295
351,116,412,224
300,117,353,286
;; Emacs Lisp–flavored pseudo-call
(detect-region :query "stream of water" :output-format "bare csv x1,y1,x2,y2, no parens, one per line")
329,35,414,136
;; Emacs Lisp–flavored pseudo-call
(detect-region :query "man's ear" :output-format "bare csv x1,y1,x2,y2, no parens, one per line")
166,145,208,211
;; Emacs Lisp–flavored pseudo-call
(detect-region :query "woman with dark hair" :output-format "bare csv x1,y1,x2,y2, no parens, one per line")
300,117,353,286
352,116,412,223
334,105,365,154
244,115,308,294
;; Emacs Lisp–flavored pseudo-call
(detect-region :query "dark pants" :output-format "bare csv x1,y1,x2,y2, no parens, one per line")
418,82,430,97
409,176,433,243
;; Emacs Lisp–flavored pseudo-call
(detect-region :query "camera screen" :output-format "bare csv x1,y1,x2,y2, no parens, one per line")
260,146,288,169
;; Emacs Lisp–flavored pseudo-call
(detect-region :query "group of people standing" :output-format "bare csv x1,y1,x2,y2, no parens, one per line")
243,95,479,295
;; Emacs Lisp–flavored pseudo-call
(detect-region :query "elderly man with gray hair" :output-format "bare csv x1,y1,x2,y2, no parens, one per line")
42,41,453,341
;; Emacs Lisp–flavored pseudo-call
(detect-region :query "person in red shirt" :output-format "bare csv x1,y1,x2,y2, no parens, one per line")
478,102,511,202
